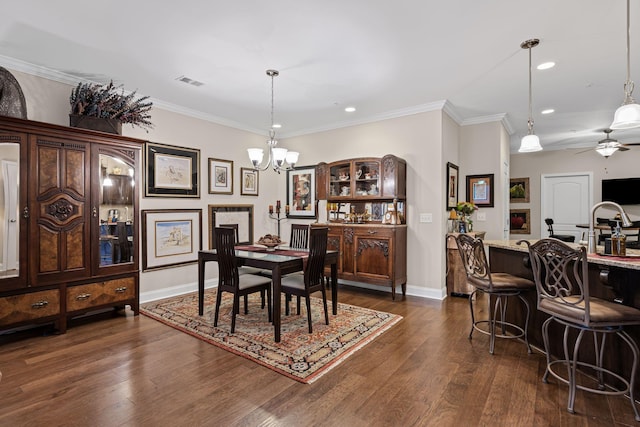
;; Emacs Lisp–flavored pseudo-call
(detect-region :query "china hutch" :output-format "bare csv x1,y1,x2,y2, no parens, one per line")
0,116,142,333
315,155,407,299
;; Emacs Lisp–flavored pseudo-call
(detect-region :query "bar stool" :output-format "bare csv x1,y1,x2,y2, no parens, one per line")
455,234,535,354
521,238,640,420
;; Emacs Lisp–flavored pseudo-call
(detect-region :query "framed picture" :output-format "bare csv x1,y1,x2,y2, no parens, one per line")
208,158,233,194
510,209,530,234
240,168,259,196
145,142,200,198
287,166,317,219
509,177,530,203
466,173,494,207
208,204,254,249
141,209,202,271
446,162,459,210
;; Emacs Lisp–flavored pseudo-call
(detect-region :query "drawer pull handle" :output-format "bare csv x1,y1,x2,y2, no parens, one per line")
368,230,377,234
31,300,49,309
76,293,91,301
115,287,127,293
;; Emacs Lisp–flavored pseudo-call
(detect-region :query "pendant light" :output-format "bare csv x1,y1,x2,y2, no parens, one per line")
519,39,543,153
247,69,299,173
611,0,640,130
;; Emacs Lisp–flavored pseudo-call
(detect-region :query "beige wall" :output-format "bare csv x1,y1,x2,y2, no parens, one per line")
9,66,516,301
510,147,640,239
459,121,509,240
283,111,447,298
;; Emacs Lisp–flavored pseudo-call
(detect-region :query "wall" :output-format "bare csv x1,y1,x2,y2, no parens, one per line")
8,65,509,301
283,111,447,299
510,147,640,238
459,121,507,239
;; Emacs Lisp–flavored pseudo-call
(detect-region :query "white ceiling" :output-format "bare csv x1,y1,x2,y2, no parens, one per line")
3,0,640,152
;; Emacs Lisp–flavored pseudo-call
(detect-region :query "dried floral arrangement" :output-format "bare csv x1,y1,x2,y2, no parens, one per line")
69,81,153,130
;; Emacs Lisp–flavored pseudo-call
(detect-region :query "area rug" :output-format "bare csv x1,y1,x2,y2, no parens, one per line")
140,290,402,383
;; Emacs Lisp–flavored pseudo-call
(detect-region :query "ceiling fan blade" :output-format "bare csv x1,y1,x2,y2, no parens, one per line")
622,142,640,146
618,146,630,151
575,148,594,155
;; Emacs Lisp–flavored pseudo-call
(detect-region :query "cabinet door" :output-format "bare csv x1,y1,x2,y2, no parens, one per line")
0,131,28,291
29,135,91,285
328,162,352,198
326,226,344,275
93,145,139,275
354,228,393,281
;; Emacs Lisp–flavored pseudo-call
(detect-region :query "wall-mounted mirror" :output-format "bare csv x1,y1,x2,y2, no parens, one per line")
99,153,135,266
0,143,19,278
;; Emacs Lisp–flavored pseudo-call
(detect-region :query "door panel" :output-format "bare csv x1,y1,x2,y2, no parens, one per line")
541,173,592,242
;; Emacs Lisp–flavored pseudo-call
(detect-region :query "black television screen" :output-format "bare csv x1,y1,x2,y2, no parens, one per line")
602,177,640,205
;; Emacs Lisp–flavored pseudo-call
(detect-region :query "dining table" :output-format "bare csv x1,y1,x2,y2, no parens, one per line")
198,246,339,342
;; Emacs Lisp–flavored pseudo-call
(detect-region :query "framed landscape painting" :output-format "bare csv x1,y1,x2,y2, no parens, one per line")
142,209,202,271
145,142,200,198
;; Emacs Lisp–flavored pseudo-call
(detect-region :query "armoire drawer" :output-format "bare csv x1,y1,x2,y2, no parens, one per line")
66,277,136,312
0,289,61,326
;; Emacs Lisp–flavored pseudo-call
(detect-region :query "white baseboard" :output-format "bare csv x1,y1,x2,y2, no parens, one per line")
140,278,446,304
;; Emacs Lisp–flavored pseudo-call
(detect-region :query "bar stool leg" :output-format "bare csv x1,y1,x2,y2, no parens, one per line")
618,329,640,422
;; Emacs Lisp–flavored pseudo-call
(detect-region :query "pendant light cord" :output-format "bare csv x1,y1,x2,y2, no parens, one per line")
528,44,534,134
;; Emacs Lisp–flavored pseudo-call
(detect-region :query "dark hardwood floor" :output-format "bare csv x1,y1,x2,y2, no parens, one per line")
0,286,638,426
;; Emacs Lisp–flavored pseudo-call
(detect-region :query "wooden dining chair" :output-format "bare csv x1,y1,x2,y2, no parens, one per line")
281,226,329,333
289,223,310,249
284,224,310,313
218,223,263,276
213,227,272,333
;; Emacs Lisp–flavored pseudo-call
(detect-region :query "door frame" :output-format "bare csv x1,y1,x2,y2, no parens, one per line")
540,171,593,241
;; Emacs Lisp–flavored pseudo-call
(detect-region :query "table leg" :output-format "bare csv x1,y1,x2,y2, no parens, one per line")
331,262,338,315
198,257,205,316
273,266,282,342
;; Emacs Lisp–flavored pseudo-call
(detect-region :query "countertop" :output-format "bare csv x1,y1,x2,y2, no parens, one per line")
484,239,640,271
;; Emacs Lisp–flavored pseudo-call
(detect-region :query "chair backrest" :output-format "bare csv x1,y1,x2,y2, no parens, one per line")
214,227,239,289
304,226,328,289
544,218,554,236
290,224,310,249
455,234,493,290
521,238,590,325
219,223,240,244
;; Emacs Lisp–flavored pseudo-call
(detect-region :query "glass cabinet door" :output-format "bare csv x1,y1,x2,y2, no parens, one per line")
97,152,135,268
0,138,27,290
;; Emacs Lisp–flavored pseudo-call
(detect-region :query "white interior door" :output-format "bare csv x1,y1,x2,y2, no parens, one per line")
541,172,592,242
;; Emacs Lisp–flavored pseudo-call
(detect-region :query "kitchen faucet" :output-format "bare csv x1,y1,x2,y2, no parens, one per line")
587,201,631,254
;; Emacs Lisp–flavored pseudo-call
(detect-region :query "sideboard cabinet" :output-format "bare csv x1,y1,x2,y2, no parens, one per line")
0,116,143,333
314,155,407,299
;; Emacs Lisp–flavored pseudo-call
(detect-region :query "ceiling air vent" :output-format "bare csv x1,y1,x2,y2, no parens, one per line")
175,75,204,87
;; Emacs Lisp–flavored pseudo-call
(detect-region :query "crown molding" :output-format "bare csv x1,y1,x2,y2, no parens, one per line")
0,55,513,138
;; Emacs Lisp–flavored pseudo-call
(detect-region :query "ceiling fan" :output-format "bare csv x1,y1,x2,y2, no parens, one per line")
578,129,640,158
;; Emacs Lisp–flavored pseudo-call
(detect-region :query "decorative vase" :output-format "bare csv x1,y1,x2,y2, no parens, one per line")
69,114,122,135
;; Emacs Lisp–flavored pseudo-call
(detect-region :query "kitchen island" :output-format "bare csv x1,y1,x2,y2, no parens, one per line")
485,239,640,395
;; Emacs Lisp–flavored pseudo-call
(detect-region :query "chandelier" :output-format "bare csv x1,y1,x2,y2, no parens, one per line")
247,69,299,173
610,0,640,130
518,39,543,153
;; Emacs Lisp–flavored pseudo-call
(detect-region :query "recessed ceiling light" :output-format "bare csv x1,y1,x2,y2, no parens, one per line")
537,62,555,70
345,106,356,112
272,123,282,129
541,109,555,114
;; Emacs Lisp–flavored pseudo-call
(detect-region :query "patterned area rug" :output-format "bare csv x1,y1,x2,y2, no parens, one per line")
140,290,402,383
